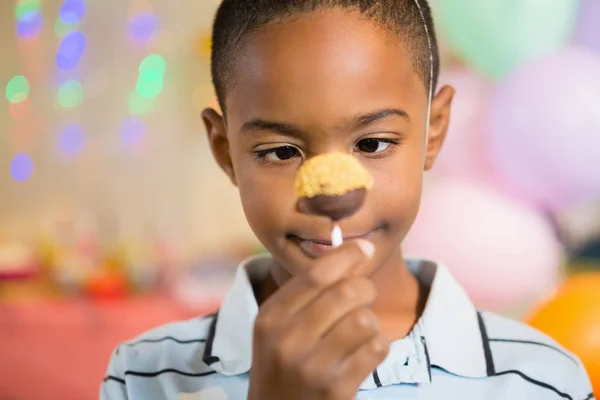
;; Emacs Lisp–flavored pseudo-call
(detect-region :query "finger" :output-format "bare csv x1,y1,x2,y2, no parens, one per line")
282,279,376,354
259,239,374,320
335,334,390,392
299,307,381,377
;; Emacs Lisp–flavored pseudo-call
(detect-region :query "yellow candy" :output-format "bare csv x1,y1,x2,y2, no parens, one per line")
294,152,373,198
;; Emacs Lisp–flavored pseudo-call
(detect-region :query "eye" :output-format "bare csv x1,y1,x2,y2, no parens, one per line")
356,138,397,154
255,146,301,163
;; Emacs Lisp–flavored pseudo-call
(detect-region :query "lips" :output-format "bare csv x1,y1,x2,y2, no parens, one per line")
289,230,376,258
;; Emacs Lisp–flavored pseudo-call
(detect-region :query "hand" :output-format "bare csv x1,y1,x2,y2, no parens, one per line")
248,240,390,400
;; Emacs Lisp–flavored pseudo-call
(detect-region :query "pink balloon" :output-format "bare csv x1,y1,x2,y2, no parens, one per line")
485,48,600,211
404,179,562,311
433,69,492,181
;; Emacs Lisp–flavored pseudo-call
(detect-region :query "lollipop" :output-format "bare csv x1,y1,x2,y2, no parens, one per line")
295,153,373,248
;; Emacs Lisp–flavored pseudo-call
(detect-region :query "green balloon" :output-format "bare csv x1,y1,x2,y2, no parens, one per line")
434,0,577,78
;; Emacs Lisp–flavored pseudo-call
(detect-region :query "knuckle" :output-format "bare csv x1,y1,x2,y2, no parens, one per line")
272,338,296,366
306,265,328,287
334,279,358,301
371,334,391,357
352,308,377,331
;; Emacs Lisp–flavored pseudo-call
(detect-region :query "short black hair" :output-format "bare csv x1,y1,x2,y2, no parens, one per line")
210,0,439,113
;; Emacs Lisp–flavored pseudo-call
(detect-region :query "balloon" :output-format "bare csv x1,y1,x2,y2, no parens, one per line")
433,0,577,78
527,273,600,397
485,48,600,211
574,0,600,53
433,68,492,180
403,179,562,311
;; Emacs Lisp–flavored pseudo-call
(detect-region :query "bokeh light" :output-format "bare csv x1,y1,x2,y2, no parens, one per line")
136,72,164,99
59,0,86,24
128,90,154,116
8,114,40,151
58,124,85,156
130,12,158,42
139,54,166,75
16,10,43,38
10,153,34,182
127,0,154,23
15,0,40,20
56,31,86,70
58,79,84,108
136,55,166,99
120,117,146,148
6,75,30,103
55,17,79,38
197,31,212,60
9,97,31,120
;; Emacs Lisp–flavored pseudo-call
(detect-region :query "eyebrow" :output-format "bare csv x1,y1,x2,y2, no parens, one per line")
352,108,410,130
240,119,305,138
239,108,410,137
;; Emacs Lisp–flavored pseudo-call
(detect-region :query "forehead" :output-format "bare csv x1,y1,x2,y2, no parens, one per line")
226,9,427,128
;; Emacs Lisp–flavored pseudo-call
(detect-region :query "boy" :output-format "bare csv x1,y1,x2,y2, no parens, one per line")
101,0,595,399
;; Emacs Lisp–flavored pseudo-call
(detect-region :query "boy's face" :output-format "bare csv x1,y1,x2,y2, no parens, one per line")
204,9,454,281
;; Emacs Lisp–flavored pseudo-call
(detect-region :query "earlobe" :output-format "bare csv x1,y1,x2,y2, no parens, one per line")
424,84,455,171
202,108,238,186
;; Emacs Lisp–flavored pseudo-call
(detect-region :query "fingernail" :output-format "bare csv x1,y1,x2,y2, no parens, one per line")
355,239,375,259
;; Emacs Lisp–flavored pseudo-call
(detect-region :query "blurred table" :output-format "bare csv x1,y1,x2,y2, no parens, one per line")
0,295,211,400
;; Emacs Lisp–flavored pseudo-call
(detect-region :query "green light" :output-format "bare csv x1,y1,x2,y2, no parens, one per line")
128,90,154,116
58,80,83,108
55,17,79,38
136,72,164,98
15,0,40,20
6,75,30,104
139,55,166,76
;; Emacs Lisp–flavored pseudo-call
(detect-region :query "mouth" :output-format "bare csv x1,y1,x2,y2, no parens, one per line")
287,227,381,258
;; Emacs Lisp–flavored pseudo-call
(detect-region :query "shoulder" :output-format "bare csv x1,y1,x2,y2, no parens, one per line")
480,311,593,400
103,313,217,382
480,311,577,366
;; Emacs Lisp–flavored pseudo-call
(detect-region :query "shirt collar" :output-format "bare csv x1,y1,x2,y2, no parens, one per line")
202,255,493,384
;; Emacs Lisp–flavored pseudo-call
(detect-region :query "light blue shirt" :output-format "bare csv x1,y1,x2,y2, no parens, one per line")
101,256,594,400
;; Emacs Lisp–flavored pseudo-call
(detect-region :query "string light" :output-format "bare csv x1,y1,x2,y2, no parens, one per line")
58,124,85,156
58,79,84,108
59,0,86,24
56,30,86,70
6,75,30,103
10,153,34,182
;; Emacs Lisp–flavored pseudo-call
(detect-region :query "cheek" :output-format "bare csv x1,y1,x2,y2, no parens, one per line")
370,148,423,234
235,162,298,239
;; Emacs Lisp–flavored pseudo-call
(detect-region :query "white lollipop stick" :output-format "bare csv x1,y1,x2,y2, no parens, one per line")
331,223,343,248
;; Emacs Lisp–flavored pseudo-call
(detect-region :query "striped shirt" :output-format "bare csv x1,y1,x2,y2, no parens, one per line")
101,256,595,400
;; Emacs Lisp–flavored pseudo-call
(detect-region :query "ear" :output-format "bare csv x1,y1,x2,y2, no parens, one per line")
202,108,237,186
424,84,455,171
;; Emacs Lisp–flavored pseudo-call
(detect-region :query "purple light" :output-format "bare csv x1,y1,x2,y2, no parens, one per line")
56,31,86,70
10,153,34,182
120,117,146,148
16,10,43,38
60,0,86,24
59,124,85,156
129,12,158,42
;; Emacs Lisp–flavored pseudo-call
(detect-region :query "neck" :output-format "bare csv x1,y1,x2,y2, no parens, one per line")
256,246,428,341
370,246,428,340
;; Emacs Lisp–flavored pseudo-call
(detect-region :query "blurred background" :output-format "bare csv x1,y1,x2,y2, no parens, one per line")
0,0,599,398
